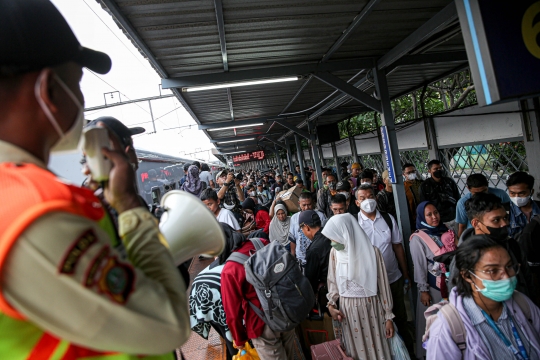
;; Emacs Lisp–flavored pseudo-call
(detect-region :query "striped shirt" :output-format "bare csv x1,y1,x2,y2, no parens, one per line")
462,296,539,360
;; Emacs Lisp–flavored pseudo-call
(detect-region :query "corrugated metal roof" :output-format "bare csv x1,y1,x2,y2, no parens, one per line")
99,0,468,154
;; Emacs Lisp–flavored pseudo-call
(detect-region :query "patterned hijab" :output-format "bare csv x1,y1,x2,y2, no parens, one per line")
181,165,202,196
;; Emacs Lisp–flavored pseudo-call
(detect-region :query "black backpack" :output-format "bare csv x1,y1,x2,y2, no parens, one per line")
227,239,315,332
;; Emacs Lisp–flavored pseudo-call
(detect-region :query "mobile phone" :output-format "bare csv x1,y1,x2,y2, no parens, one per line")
83,126,112,182
151,186,162,204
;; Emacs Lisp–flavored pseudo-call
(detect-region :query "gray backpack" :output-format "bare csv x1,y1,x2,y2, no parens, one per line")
227,239,315,332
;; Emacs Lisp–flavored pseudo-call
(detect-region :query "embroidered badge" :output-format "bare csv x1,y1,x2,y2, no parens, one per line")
274,263,285,273
59,229,98,274
96,256,135,304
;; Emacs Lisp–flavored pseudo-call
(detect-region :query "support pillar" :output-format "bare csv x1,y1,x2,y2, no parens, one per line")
307,121,324,189
274,145,283,176
294,133,307,185
349,136,359,164
521,98,540,198
284,138,294,173
374,66,414,306
424,116,440,162
318,145,326,167
331,142,341,181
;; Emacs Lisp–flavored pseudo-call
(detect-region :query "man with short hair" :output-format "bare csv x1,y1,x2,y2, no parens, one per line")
295,178,310,193
402,163,423,230
359,169,378,195
356,185,414,355
419,159,460,223
311,167,329,192
283,172,296,190
0,0,189,356
336,180,359,217
201,188,240,230
180,163,189,186
321,194,348,227
376,170,397,220
506,171,540,238
455,173,510,237
452,193,529,295
271,174,283,196
316,173,338,218
300,210,332,303
256,181,271,207
290,193,326,266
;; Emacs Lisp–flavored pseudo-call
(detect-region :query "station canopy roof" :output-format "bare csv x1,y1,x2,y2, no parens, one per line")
98,0,469,156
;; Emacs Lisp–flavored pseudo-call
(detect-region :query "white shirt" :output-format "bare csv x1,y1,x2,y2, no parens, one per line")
358,210,403,284
216,208,240,230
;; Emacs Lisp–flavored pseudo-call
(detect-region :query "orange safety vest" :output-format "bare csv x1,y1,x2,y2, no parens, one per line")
0,162,174,360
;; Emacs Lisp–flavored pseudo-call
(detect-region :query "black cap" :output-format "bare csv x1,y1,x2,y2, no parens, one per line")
88,117,144,148
0,0,111,75
298,210,321,228
336,181,351,191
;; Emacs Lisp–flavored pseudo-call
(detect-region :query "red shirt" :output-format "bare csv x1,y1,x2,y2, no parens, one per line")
255,210,270,234
221,239,269,345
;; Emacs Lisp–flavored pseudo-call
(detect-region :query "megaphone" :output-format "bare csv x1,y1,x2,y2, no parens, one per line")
159,190,225,265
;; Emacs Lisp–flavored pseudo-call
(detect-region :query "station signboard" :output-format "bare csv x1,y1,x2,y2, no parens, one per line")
380,126,397,184
456,0,540,106
232,150,266,163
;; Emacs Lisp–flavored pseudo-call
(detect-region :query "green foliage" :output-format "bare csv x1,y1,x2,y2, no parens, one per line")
337,69,477,138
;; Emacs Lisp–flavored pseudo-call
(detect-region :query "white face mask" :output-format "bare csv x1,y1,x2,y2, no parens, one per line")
35,72,84,153
249,191,256,197
360,181,372,186
339,191,350,200
360,198,377,213
406,173,417,181
510,194,531,207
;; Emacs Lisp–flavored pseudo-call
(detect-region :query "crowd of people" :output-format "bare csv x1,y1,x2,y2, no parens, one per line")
3,1,540,360
179,157,540,360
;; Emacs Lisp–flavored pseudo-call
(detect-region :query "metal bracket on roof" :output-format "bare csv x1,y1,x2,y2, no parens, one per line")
312,72,382,113
273,120,310,140
260,136,287,150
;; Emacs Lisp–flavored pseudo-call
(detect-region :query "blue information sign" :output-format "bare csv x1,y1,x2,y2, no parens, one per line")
380,126,397,184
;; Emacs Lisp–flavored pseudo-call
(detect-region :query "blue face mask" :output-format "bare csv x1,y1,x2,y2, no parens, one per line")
330,241,345,251
469,271,517,302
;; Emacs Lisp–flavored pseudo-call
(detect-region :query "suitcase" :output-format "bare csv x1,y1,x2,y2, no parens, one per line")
310,339,352,360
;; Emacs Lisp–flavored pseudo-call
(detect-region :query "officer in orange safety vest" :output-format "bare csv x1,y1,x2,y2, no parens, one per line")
0,0,190,359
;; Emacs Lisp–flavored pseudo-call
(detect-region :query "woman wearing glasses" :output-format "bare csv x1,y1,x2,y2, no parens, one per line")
426,236,540,359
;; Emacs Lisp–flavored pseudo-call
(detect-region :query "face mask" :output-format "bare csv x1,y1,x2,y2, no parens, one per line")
360,198,377,213
330,241,345,251
339,191,350,200
510,193,531,208
469,272,517,302
406,173,417,181
360,182,372,186
482,223,509,242
328,181,336,190
249,191,256,197
35,72,84,153
433,169,445,178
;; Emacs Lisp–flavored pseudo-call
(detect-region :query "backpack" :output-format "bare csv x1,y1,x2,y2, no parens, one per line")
423,292,532,355
227,239,315,332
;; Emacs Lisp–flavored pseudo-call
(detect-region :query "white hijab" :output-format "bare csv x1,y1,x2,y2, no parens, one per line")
322,213,377,297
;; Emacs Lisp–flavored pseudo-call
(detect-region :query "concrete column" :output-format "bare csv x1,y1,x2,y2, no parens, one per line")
284,137,294,172
307,121,324,189
424,116,440,162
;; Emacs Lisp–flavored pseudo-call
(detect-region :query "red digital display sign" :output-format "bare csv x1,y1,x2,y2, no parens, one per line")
232,150,266,163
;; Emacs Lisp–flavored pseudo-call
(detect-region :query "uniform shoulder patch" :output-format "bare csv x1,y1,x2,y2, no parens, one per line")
96,256,136,304
59,229,98,274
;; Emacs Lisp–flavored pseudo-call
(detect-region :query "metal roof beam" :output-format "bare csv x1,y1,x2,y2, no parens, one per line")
213,0,228,72
210,135,260,143
321,0,382,62
377,3,458,69
260,136,287,150
312,72,381,112
391,51,468,68
274,120,310,140
161,59,376,89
